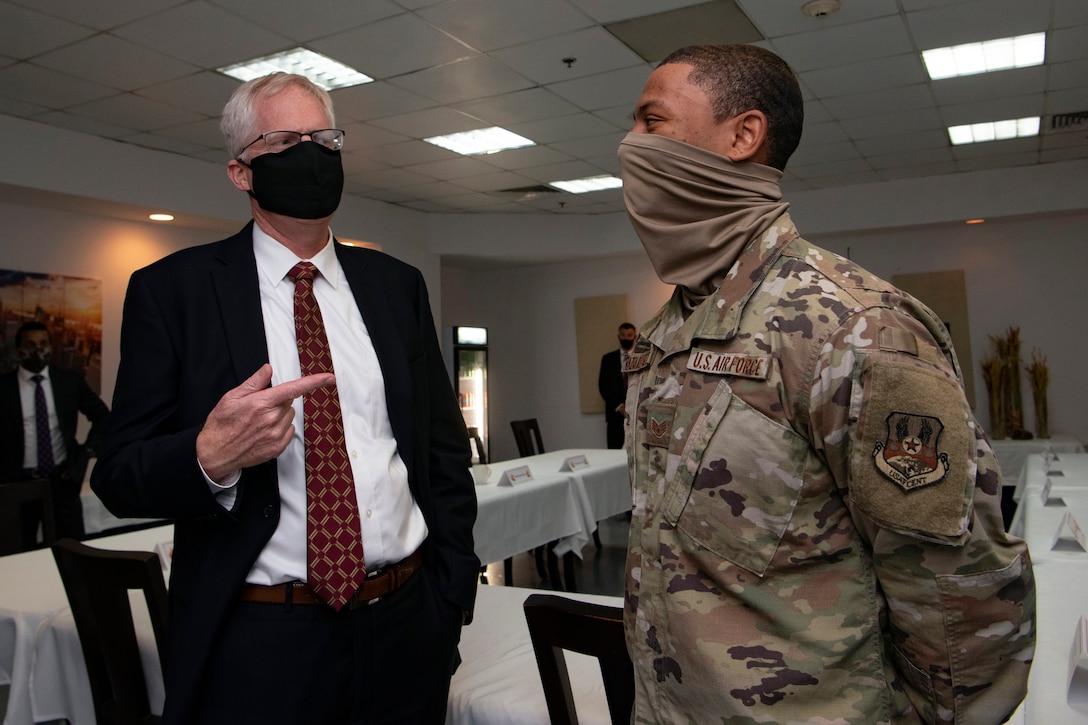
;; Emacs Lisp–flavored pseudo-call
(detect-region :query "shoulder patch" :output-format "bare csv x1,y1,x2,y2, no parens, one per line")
851,360,972,539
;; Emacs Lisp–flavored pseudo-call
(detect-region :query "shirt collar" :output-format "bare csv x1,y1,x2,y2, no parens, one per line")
17,365,50,383
252,224,340,289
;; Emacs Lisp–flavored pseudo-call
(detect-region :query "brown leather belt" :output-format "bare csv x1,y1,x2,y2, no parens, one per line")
240,549,423,609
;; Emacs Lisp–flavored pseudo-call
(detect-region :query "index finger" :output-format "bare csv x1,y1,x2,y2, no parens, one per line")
262,373,336,405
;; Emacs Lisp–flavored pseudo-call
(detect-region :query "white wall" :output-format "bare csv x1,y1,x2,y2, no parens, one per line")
442,211,1088,462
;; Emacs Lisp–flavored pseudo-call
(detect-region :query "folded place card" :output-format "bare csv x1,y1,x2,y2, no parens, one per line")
1042,477,1066,507
498,466,533,487
1069,615,1088,704
559,454,591,472
155,540,174,574
1052,510,1088,552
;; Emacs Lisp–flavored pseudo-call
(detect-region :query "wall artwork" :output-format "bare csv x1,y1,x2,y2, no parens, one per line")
0,269,103,393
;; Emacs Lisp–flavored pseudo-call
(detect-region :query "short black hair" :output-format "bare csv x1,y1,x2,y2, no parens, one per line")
15,321,48,347
619,322,636,332
658,44,804,170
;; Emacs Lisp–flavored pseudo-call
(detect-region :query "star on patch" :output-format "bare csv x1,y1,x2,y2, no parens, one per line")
872,411,950,492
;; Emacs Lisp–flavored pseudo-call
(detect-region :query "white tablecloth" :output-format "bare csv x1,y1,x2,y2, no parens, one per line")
991,434,1084,492
473,449,629,564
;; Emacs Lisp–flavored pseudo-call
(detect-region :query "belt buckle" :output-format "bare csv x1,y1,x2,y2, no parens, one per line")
349,593,382,610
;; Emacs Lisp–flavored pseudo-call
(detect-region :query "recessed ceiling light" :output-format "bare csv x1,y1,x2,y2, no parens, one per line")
148,213,174,222
965,219,985,225
548,175,623,194
922,32,1045,80
948,117,1040,145
218,48,373,91
424,127,534,155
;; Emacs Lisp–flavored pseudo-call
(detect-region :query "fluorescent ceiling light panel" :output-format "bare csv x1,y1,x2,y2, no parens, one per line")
424,127,534,155
947,116,1040,145
549,175,623,194
922,32,1045,80
218,48,373,90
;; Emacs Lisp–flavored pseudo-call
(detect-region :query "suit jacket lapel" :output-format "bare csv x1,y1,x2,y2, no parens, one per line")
211,223,270,384
335,243,415,469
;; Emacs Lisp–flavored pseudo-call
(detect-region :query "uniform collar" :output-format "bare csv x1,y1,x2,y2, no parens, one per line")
252,223,341,289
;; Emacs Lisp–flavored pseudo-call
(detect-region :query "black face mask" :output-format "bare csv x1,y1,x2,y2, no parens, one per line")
619,338,635,351
245,141,344,219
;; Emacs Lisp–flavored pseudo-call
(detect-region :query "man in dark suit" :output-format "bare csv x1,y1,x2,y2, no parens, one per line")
92,73,478,724
597,322,636,449
1,321,109,543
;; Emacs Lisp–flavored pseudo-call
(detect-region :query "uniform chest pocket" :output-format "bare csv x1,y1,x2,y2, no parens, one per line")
660,381,807,577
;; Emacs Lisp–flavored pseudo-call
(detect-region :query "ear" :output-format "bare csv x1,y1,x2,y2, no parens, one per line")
227,159,252,193
724,110,769,164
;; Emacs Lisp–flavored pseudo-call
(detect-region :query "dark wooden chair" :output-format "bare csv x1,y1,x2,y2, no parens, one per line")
0,478,57,555
51,538,170,725
467,425,488,464
523,593,634,725
510,418,545,456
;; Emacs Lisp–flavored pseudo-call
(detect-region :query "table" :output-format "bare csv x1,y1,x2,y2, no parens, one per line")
0,524,172,725
1003,452,1088,723
992,435,1084,492
3,519,623,724
79,481,164,537
472,449,629,565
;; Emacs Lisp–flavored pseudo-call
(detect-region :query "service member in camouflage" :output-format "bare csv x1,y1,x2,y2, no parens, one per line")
616,44,1035,724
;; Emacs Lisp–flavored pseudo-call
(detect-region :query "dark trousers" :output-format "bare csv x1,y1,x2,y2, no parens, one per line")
606,416,624,450
18,469,85,547
181,566,462,725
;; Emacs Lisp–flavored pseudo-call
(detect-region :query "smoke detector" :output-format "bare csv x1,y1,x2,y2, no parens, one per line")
802,0,841,18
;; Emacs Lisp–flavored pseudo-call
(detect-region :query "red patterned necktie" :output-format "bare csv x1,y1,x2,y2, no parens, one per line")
287,262,366,610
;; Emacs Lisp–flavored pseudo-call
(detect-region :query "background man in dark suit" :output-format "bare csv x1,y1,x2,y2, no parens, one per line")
1,321,109,544
93,73,478,724
598,322,636,449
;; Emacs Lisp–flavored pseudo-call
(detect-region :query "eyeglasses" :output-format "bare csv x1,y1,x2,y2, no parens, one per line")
239,129,345,157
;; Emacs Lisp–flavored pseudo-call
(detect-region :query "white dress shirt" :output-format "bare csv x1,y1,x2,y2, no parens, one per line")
209,225,428,585
18,365,66,469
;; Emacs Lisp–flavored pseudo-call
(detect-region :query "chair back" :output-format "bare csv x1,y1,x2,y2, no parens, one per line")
523,593,633,725
467,426,488,464
510,418,545,456
51,538,169,725
0,478,56,554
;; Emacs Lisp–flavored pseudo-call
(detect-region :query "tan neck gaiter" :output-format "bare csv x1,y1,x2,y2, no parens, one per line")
618,132,789,305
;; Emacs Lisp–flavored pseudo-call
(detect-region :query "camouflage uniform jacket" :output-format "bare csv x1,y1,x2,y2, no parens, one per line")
622,213,1035,724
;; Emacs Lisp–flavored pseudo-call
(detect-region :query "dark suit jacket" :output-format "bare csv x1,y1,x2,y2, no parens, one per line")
0,365,109,483
92,222,479,723
598,349,626,424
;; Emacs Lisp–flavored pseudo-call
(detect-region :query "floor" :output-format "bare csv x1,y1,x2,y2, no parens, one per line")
479,512,629,597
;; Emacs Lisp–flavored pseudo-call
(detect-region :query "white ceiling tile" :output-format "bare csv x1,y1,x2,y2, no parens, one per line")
311,14,477,79
0,3,95,59
388,55,535,105
332,82,438,123
520,159,602,183
29,109,133,137
1048,25,1088,64
341,154,391,176
1054,0,1088,26
154,117,227,149
1045,88,1088,116
136,71,241,118
396,180,473,199
566,0,709,24
854,129,949,156
406,156,505,181
454,170,538,192
7,0,185,31
768,16,914,72
1049,59,1088,91
453,88,582,126
113,1,292,69
491,27,645,85
876,160,958,181
68,93,205,131
906,0,1050,50
550,131,625,158
840,107,944,140
822,84,935,120
736,0,900,38
478,144,574,170
797,121,850,146
790,140,860,167
34,35,200,92
0,96,47,117
509,112,618,144
123,132,210,155
804,170,883,189
417,0,594,51
339,121,411,148
866,146,955,170
349,166,437,188
368,106,488,138
939,93,1046,125
800,54,925,97
0,63,117,109
362,140,459,167
930,66,1047,106
207,0,402,43
546,65,651,112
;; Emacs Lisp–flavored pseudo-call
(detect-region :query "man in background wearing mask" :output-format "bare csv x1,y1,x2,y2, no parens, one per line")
617,45,1034,723
93,73,478,724
598,321,637,449
1,321,109,545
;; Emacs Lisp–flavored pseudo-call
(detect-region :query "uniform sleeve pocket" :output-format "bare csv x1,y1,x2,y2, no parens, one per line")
662,385,807,576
